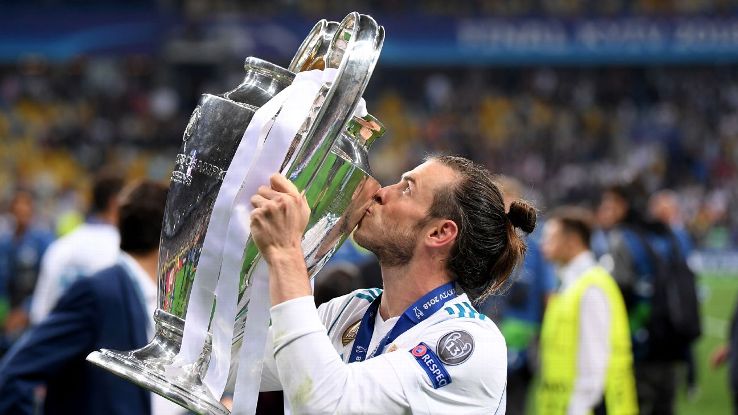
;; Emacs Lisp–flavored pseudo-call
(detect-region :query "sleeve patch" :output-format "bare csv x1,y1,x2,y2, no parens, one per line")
409,342,452,389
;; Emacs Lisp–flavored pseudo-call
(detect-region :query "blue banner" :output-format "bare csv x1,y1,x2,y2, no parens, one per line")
2,9,738,65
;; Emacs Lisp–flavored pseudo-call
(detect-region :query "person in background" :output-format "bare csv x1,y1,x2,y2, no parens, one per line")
29,171,124,324
478,175,557,415
649,190,694,258
0,189,55,350
0,180,184,415
598,183,699,415
313,263,364,307
649,189,699,399
538,206,638,415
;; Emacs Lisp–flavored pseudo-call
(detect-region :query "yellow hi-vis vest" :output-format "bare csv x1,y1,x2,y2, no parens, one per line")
537,265,638,415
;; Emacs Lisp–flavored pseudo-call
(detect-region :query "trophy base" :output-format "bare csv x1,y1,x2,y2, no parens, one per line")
86,310,228,415
87,350,228,415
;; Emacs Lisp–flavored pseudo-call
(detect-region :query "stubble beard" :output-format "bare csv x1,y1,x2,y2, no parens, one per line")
354,222,419,268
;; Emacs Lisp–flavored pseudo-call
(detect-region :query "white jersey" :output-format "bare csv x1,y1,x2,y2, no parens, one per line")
261,288,507,414
30,223,120,324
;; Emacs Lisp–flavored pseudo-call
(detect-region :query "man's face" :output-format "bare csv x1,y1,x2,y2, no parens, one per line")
597,191,628,230
10,192,34,229
649,193,679,226
541,219,570,265
354,160,459,266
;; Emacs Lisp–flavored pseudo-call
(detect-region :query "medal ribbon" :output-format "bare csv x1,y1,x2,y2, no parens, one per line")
348,282,456,363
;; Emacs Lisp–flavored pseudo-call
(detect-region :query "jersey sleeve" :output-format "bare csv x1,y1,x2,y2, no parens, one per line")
269,295,507,414
259,296,346,392
396,318,508,414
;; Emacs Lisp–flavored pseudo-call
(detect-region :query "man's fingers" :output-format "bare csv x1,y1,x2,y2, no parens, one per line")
256,185,281,199
250,194,270,209
269,174,300,197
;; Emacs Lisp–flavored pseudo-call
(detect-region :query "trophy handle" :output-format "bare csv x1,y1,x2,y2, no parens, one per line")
285,12,384,191
288,19,339,73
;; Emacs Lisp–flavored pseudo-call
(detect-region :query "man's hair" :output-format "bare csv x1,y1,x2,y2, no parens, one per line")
118,181,168,254
427,156,537,303
91,171,125,214
548,206,594,248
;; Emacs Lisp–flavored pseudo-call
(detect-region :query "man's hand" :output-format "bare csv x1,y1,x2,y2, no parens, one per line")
4,308,29,337
250,174,313,305
250,174,311,263
711,344,730,369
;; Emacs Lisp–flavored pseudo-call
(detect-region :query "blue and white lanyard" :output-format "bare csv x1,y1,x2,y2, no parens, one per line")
348,282,457,363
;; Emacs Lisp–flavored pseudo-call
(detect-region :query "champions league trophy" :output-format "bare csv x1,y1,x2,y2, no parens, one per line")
87,13,385,415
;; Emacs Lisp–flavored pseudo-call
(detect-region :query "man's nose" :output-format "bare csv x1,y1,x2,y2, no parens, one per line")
373,186,388,204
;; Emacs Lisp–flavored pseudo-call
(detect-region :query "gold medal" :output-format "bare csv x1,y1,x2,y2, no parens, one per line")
342,320,361,346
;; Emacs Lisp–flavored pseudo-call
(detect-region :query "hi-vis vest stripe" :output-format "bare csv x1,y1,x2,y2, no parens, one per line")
537,266,638,415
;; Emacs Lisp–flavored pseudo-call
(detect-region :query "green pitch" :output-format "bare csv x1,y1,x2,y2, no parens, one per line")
677,273,738,415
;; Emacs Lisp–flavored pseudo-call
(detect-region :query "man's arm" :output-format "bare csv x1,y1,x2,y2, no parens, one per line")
0,278,97,414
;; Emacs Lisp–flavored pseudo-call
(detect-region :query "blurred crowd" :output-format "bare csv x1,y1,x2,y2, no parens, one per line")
370,65,738,250
2,58,736,249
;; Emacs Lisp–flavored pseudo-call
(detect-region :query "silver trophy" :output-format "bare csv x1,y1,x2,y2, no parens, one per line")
87,13,384,414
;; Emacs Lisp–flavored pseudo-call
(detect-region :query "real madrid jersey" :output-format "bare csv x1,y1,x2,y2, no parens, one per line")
260,287,507,414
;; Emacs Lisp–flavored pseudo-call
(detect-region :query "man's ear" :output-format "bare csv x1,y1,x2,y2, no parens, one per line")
426,219,458,249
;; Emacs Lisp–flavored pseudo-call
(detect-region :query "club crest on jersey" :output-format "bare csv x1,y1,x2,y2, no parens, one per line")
342,320,361,346
437,330,474,365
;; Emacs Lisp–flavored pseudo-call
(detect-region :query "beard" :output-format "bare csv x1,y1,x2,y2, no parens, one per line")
354,221,419,267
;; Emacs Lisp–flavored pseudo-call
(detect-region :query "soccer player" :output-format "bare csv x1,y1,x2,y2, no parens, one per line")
252,155,536,413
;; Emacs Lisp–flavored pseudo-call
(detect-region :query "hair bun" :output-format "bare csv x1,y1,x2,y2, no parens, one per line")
507,200,537,234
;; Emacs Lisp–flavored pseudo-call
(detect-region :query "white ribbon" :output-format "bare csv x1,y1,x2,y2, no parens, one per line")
229,93,369,415
168,68,340,409
204,68,337,399
169,87,289,372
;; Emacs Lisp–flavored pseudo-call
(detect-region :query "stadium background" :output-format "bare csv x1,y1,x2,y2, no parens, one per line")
1,1,738,413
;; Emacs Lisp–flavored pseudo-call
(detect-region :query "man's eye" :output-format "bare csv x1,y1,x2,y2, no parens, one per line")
402,183,411,194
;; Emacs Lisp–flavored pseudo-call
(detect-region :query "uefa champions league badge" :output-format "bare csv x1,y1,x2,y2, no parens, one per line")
410,343,451,389
437,330,474,366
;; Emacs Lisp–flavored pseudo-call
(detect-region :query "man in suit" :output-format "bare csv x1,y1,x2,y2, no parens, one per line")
0,180,183,415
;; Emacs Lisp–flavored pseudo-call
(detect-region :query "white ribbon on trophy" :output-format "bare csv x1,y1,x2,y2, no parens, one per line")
171,67,367,413
205,68,339,397
230,91,368,415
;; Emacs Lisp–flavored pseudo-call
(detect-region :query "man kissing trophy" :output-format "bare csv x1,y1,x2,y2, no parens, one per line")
87,12,385,415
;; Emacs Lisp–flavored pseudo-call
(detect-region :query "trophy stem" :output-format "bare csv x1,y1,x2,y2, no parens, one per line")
87,310,228,415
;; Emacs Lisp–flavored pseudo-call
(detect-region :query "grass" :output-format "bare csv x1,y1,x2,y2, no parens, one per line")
676,273,738,415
